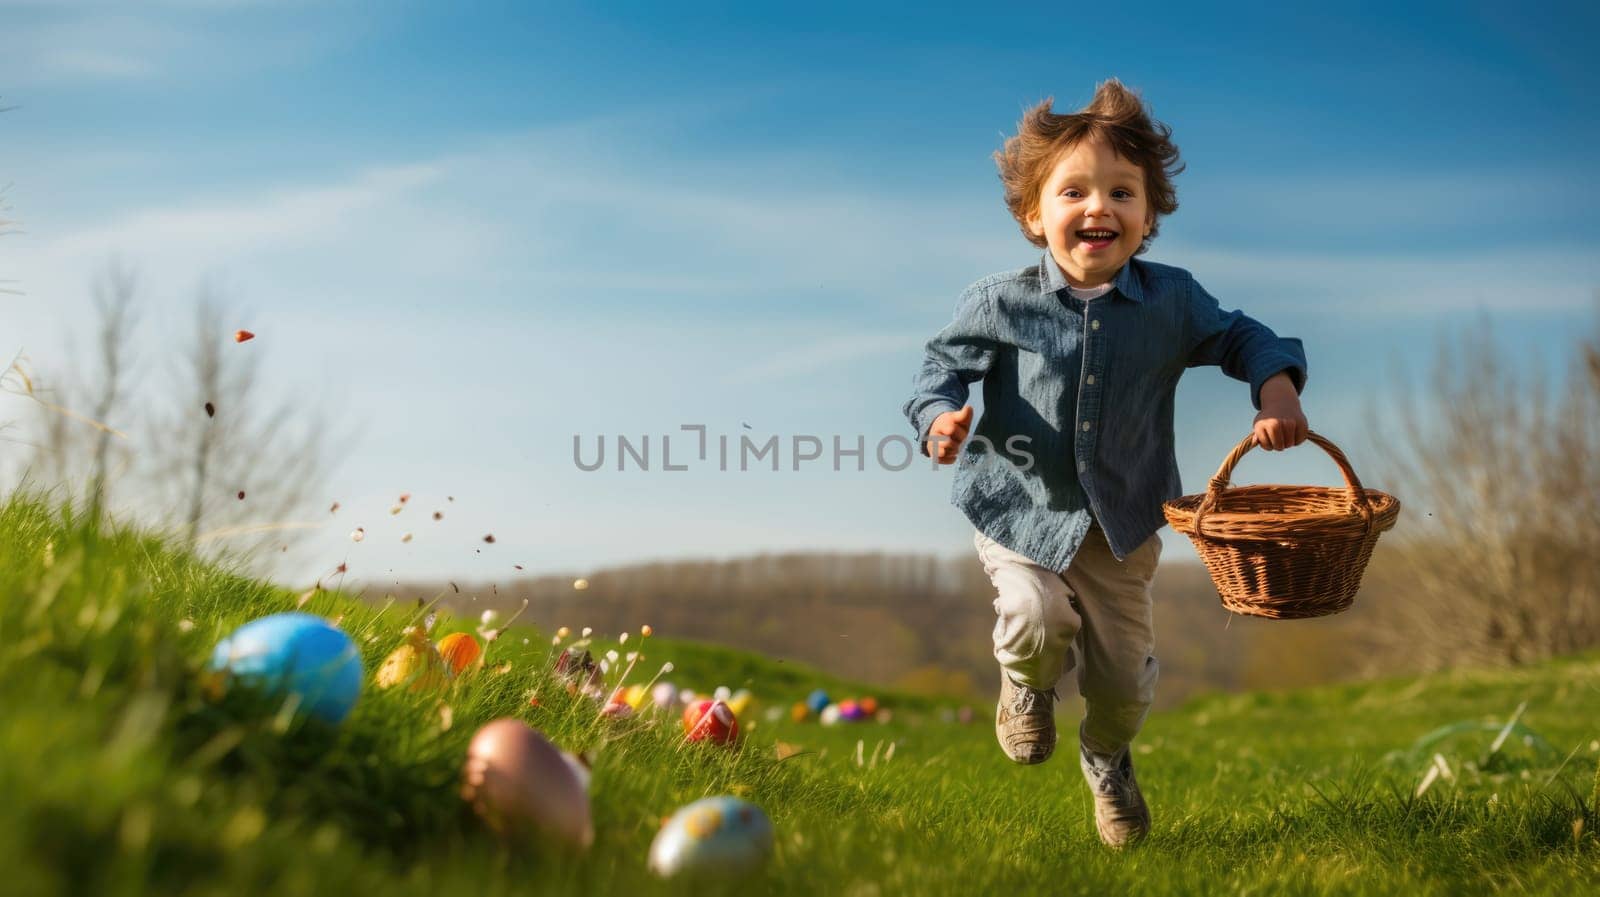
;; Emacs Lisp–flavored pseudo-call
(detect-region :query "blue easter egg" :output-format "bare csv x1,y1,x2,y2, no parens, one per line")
647,795,774,877
210,612,363,724
805,688,831,715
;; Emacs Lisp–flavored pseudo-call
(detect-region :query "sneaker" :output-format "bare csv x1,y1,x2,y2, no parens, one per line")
1079,741,1151,847
995,671,1056,764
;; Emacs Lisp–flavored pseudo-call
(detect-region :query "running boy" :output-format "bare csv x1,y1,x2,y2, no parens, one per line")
901,79,1309,847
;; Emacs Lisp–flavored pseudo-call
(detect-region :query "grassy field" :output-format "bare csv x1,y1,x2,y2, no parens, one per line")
3,492,1598,896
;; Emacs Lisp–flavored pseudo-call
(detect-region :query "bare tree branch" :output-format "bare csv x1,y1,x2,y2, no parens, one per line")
1361,297,1600,671
87,259,138,517
142,283,351,568
19,259,137,511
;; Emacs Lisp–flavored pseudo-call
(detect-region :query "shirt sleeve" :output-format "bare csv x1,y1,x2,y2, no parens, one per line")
902,282,1001,457
1183,276,1307,410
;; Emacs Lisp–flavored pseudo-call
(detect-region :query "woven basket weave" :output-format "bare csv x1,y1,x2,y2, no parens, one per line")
1162,430,1401,619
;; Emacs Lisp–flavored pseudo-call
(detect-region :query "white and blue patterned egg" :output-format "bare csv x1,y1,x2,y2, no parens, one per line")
647,795,774,878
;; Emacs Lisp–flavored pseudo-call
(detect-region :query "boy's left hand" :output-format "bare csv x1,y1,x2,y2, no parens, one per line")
1253,371,1309,451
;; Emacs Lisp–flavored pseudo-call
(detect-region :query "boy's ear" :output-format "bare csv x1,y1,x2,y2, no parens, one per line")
1026,208,1045,237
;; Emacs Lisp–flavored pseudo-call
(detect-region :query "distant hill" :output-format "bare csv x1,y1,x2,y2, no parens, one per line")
385,545,1396,707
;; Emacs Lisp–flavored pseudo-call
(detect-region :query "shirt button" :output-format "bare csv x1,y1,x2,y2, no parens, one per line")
1081,421,1091,432
1091,319,1101,330
1077,460,1086,472
1085,375,1095,385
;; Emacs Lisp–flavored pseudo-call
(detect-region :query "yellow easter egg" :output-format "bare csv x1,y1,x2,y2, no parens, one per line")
376,629,448,691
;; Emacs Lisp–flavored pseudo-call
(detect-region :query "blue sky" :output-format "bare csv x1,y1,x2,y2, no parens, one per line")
3,1,1598,587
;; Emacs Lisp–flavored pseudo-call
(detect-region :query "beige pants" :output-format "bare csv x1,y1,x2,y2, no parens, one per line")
974,523,1163,755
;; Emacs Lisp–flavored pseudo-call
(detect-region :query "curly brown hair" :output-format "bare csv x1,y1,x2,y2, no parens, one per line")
994,78,1184,254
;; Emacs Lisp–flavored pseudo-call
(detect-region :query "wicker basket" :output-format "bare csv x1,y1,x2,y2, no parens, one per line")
1162,430,1401,619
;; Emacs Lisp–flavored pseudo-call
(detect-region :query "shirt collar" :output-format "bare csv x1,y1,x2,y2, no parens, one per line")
1039,252,1144,303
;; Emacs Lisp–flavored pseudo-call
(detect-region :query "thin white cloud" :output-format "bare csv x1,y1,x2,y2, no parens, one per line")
720,329,927,384
1162,243,1600,316
0,2,350,87
2,16,189,84
1186,169,1591,235
48,49,159,80
22,163,439,292
413,133,1017,305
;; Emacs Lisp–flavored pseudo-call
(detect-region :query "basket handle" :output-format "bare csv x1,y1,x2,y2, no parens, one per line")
1193,430,1375,539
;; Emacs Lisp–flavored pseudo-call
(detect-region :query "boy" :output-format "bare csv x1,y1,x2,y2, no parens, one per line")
901,79,1309,848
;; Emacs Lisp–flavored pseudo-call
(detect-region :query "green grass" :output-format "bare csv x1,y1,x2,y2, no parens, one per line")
3,491,1598,896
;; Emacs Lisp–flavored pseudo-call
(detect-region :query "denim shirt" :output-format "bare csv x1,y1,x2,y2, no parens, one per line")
902,252,1307,572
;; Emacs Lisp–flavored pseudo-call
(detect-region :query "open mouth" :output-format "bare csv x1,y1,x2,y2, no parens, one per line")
1075,229,1119,244
1074,229,1119,252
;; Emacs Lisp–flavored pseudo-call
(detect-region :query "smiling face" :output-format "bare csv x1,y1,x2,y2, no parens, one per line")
1027,136,1154,288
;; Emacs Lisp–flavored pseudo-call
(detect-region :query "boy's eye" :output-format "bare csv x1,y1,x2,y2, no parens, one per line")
1060,189,1135,199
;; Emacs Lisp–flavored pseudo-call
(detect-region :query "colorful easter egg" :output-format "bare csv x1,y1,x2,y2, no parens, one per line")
713,685,733,703
805,689,831,715
683,699,739,745
460,719,593,850
436,632,483,676
859,696,879,716
819,704,842,727
623,684,649,710
837,699,863,721
648,796,774,878
602,686,638,717
789,701,809,722
209,612,363,724
727,688,754,718
375,627,449,691
652,682,678,709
